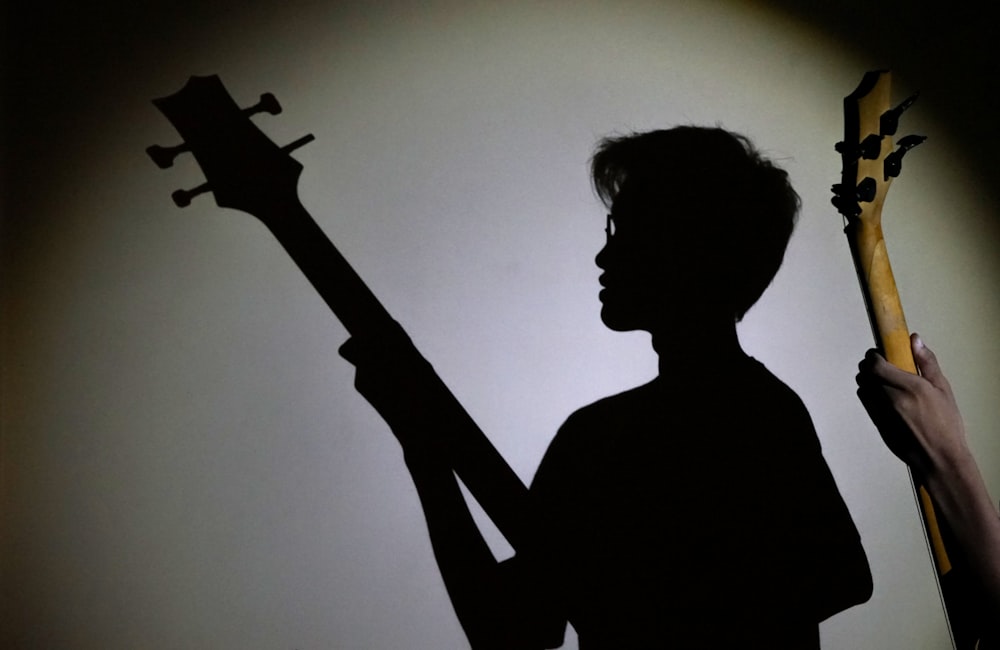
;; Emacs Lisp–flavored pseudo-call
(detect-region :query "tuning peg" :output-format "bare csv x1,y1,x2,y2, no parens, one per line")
830,184,861,218
859,134,883,159
831,177,878,218
243,92,282,117
879,91,920,136
835,133,883,161
171,182,211,207
830,179,875,202
146,143,189,169
281,133,316,154
884,134,927,179
856,177,876,202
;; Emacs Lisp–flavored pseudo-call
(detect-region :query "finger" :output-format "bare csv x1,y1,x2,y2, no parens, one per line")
857,385,922,467
910,333,948,389
864,347,923,391
338,338,358,364
855,370,908,407
857,348,880,371
855,369,881,389
856,384,898,442
855,383,879,416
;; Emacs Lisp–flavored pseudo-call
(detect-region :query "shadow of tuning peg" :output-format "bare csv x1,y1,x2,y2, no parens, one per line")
884,134,927,179
146,143,189,169
243,92,282,117
281,134,315,154
880,91,920,137
171,182,211,208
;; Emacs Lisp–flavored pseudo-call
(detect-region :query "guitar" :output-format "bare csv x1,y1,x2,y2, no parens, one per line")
148,75,531,549
833,70,983,649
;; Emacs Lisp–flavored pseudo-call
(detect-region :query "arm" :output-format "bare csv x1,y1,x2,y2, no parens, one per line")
339,330,562,649
856,334,1000,625
771,397,872,622
804,457,873,622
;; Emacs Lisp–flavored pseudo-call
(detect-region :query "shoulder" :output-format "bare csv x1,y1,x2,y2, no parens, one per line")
741,358,820,444
550,378,666,448
529,380,657,487
562,380,660,429
745,357,810,410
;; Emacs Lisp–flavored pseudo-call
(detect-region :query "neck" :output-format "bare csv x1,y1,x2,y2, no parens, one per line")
651,317,746,376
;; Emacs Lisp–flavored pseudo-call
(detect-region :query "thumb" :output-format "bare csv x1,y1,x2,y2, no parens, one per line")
338,337,359,365
911,333,946,387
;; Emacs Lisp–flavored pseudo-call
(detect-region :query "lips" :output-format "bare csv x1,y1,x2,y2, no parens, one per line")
598,276,612,302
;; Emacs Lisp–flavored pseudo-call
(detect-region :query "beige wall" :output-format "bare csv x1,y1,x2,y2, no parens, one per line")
4,1,998,648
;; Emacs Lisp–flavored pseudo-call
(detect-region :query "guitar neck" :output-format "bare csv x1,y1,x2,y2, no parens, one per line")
263,199,395,336
149,73,532,557
259,200,533,549
845,219,915,373
845,214,955,567
847,220,990,649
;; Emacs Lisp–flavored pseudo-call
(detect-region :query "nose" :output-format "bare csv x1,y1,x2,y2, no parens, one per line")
597,234,625,271
595,242,608,270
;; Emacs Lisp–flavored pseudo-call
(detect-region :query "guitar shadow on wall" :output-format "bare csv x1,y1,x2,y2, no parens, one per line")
150,78,872,647
337,126,875,647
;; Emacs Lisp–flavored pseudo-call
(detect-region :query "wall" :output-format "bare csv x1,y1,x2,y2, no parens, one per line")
3,1,998,648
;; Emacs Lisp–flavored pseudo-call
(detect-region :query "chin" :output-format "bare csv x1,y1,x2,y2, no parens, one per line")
599,304,647,332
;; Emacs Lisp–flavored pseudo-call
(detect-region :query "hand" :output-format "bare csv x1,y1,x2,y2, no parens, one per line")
339,323,439,451
855,333,970,478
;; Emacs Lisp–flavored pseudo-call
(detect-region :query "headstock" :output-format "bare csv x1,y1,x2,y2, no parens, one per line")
148,75,314,222
832,70,925,227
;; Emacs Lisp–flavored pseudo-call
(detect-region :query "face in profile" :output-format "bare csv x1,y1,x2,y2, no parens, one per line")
596,212,658,332
595,182,726,334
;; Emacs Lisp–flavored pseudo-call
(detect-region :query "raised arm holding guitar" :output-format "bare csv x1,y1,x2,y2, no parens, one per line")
857,334,1000,649
147,76,545,647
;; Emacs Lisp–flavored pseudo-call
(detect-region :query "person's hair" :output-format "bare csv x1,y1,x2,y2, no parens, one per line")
591,125,800,321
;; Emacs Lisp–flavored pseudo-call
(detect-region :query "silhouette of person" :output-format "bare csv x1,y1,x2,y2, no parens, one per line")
340,126,872,648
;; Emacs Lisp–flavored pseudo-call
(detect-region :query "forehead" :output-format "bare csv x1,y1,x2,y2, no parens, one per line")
608,180,673,223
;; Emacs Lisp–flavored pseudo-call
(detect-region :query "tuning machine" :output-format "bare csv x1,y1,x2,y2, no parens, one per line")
835,133,883,161
831,177,878,218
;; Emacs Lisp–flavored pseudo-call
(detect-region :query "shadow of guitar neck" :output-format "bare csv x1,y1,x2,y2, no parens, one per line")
262,197,531,550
